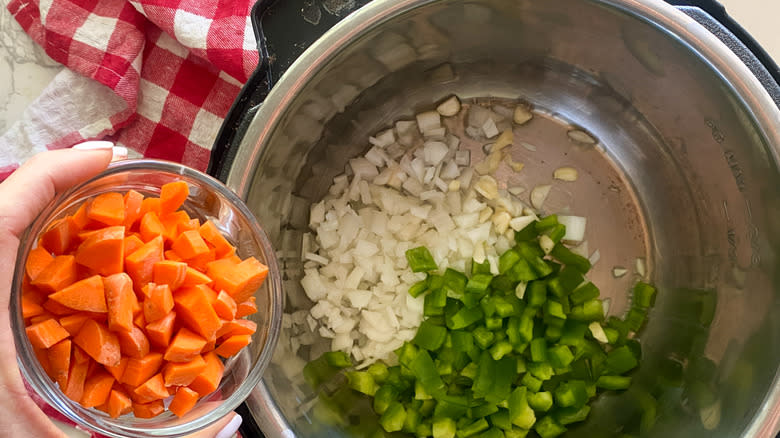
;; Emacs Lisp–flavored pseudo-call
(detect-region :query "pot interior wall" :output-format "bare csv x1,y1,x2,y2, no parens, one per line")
238,0,780,436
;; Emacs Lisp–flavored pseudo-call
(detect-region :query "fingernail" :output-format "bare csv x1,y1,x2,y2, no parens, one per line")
215,414,242,438
72,141,114,151
111,146,128,162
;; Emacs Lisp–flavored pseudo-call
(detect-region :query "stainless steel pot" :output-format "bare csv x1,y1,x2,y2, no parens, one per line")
212,0,780,436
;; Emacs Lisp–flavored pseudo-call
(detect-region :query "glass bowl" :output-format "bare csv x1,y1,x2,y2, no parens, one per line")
10,159,283,437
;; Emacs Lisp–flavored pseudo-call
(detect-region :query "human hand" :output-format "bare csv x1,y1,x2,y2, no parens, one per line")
0,145,241,438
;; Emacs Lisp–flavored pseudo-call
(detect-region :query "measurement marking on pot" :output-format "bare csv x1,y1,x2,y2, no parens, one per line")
723,150,746,192
705,118,725,143
745,200,761,266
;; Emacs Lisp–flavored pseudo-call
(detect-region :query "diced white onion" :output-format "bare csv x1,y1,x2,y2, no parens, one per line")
436,95,461,117
416,111,441,133
589,322,609,343
558,215,586,242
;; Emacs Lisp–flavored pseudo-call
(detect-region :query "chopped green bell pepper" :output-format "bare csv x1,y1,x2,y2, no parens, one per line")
407,246,439,272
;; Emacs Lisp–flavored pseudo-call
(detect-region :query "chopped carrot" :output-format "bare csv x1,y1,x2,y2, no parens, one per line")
21,279,46,304
59,313,91,336
180,266,212,287
64,355,90,402
188,352,223,396
22,294,45,319
160,211,191,241
207,257,268,304
163,356,207,387
169,386,200,418
70,202,91,230
152,261,187,291
177,218,201,235
34,346,54,381
105,357,128,381
123,234,145,257
186,247,216,272
235,296,258,319
48,339,72,389
42,299,77,316
201,338,216,353
121,352,163,387
134,373,169,402
26,318,70,349
139,211,165,243
199,221,235,258
25,246,54,282
133,311,146,329
123,190,144,229
142,283,173,323
87,192,125,226
125,236,164,290
49,275,107,313
217,319,258,339
164,249,184,262
146,311,176,348
174,286,221,341
40,217,78,255
212,291,237,320
171,230,210,260
160,181,189,215
104,273,135,332
132,399,165,419
106,388,133,419
164,328,207,363
81,371,115,408
215,334,252,358
139,197,161,218
31,255,78,293
29,313,57,325
75,225,125,276
116,325,151,359
73,319,121,366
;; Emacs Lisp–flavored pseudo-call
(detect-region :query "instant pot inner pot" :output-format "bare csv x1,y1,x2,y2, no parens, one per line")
239,0,780,436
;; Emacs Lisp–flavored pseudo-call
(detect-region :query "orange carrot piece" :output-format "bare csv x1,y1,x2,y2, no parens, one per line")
164,250,183,262
104,273,135,333
121,352,163,387
146,311,176,348
87,192,125,226
212,291,237,320
123,234,145,258
105,357,128,381
48,275,107,313
139,211,165,243
123,190,145,229
177,218,201,235
134,373,169,402
59,313,91,337
71,202,91,230
125,236,164,290
171,230,210,260
174,286,221,341
185,248,216,272
33,346,54,381
40,217,78,255
29,313,57,325
160,211,191,241
73,319,121,366
21,279,46,304
180,266,213,287
169,386,200,418
164,328,207,363
163,356,207,387
74,226,125,276
152,260,187,291
42,299,78,316
133,399,165,419
199,221,235,259
133,311,146,329
215,334,252,358
32,255,78,293
81,371,115,408
48,339,72,389
235,297,258,318
188,352,224,396
26,318,70,349
207,257,268,304
139,197,161,218
143,283,173,323
217,319,258,339
116,325,151,359
22,294,45,319
106,388,133,419
64,355,90,402
25,246,54,282
160,181,189,214
201,338,216,353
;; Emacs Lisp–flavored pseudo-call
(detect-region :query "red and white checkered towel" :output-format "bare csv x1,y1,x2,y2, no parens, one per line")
2,0,260,181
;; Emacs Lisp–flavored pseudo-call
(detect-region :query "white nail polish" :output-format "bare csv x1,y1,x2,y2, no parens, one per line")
72,141,115,150
111,146,129,162
215,414,242,438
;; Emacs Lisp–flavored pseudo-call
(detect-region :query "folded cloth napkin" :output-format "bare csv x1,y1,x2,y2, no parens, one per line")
1,0,260,181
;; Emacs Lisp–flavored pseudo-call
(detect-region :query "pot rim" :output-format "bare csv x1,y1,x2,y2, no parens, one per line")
227,0,780,436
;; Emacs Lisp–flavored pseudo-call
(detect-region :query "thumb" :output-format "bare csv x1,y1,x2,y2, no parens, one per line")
187,412,242,438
